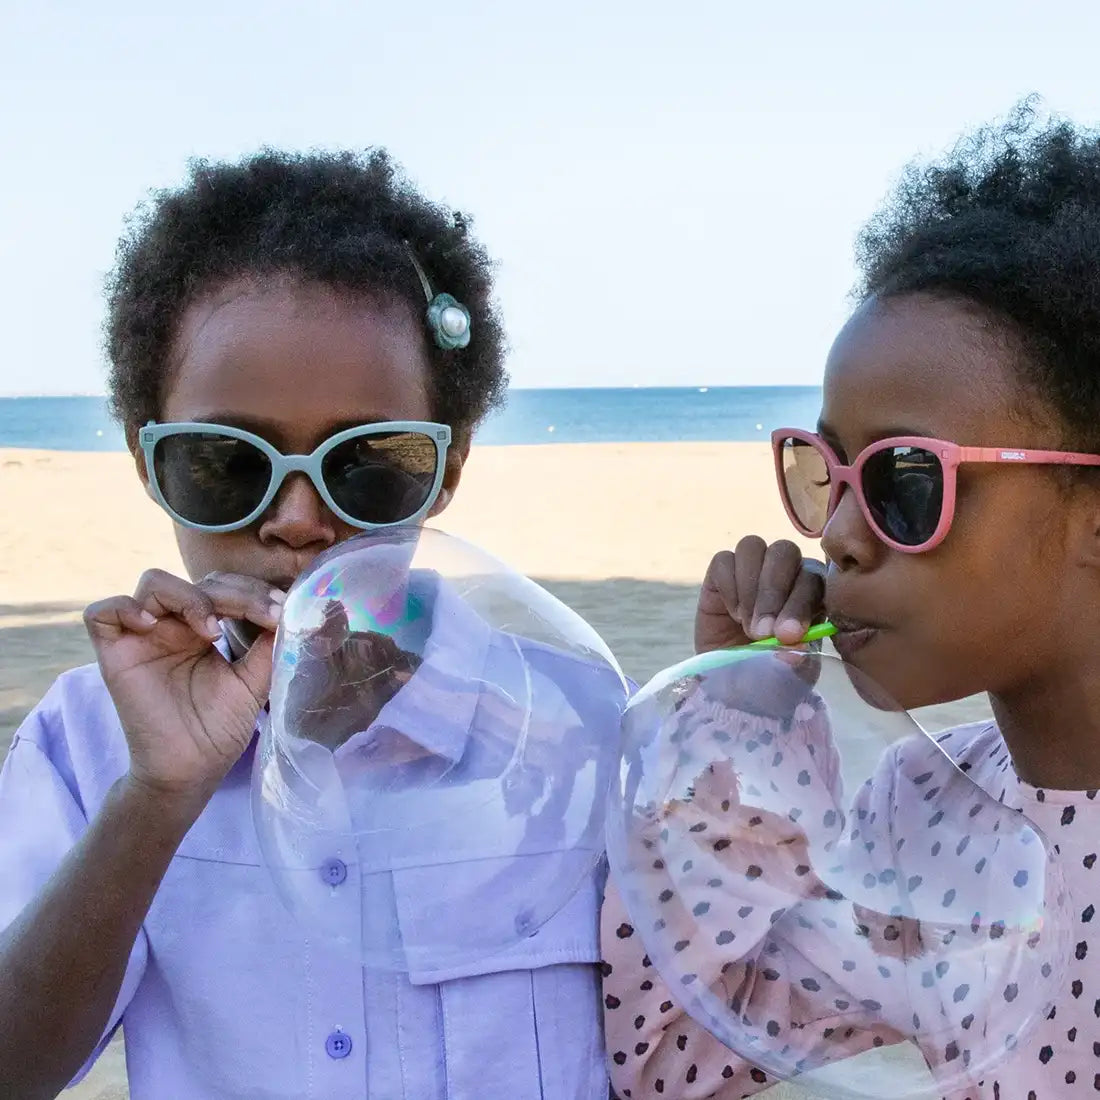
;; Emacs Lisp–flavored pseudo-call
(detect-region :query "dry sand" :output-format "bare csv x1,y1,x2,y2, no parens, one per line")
0,441,821,752
0,443,989,1100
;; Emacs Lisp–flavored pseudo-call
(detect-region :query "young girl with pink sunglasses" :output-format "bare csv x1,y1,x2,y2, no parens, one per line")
602,103,1100,1099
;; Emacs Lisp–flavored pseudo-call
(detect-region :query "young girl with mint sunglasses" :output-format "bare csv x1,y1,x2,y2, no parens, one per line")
0,149,614,1100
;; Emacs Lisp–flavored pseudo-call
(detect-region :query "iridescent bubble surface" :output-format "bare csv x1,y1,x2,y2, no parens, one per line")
253,526,628,973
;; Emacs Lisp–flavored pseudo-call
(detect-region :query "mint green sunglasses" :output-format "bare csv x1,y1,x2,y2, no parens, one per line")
139,420,451,533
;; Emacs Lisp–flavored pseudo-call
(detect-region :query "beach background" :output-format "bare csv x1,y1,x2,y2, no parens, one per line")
0,391,992,1100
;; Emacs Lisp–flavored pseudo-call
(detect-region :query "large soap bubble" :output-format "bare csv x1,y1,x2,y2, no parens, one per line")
606,646,1069,1100
253,526,628,973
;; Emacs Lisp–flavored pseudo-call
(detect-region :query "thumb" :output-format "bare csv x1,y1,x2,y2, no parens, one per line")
235,630,276,704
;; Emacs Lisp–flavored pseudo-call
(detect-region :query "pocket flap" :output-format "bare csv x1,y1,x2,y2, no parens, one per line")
395,854,603,985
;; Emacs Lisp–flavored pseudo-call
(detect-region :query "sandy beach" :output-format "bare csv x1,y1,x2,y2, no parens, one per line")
0,441,822,753
0,442,990,1100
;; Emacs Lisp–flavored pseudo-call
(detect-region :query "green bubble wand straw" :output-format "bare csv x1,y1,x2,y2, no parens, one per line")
644,622,839,691
747,621,837,651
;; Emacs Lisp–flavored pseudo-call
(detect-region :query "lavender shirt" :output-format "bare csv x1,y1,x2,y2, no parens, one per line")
0,591,622,1099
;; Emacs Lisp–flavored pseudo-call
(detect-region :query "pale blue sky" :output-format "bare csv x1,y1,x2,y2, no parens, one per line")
2,0,1100,395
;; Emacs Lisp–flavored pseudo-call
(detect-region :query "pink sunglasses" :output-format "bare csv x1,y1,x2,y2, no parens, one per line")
772,428,1100,554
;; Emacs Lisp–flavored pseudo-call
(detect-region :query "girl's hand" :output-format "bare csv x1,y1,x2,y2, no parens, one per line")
84,570,284,801
695,537,826,653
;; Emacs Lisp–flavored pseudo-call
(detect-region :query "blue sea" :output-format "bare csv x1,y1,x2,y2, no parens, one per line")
0,387,823,451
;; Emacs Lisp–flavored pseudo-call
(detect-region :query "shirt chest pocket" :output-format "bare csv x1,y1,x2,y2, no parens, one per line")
396,869,609,1100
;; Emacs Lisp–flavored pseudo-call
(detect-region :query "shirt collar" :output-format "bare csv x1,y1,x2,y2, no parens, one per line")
330,570,491,765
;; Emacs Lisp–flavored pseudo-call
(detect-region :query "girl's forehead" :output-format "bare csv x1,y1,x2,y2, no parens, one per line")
162,278,432,445
819,294,1028,447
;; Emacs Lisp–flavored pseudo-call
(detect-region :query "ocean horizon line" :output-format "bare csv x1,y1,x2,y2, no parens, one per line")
0,383,822,400
0,387,825,451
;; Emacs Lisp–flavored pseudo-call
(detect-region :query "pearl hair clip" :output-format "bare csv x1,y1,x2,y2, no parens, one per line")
404,244,472,351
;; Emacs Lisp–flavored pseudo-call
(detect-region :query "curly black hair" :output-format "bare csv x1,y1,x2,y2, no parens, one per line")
856,99,1100,450
104,149,508,444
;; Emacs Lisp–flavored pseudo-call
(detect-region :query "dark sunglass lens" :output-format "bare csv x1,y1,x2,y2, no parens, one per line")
779,437,831,533
323,432,439,525
862,446,944,547
153,433,272,527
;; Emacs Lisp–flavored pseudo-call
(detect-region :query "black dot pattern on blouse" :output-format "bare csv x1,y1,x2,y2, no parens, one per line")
603,712,1090,1100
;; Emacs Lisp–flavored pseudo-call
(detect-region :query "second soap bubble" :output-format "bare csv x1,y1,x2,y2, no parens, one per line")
606,645,1068,1100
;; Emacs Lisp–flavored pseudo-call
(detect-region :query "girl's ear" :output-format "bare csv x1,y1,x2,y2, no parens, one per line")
428,436,471,518
131,436,156,501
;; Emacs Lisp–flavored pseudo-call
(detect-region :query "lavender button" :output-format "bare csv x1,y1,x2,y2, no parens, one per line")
321,857,347,886
325,1030,352,1059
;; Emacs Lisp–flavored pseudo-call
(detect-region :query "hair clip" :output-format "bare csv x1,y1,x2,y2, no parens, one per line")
404,244,472,351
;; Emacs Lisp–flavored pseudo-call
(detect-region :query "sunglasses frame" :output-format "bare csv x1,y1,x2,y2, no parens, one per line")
772,427,1100,553
139,420,452,533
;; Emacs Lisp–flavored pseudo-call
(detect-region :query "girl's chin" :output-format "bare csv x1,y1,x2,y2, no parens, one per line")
842,652,970,717
835,645,925,714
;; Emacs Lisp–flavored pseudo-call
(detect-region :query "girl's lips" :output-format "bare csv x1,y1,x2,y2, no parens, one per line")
832,626,878,661
828,614,883,661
